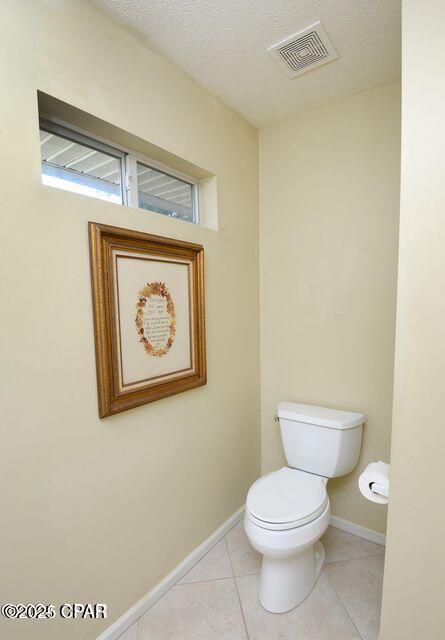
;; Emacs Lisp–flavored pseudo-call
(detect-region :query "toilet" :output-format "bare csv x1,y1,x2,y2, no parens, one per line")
244,401,365,614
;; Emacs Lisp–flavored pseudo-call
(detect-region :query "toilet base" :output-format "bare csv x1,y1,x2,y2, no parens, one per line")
258,541,325,613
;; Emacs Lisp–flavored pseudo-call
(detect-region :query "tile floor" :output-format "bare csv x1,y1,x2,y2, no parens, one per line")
119,523,385,640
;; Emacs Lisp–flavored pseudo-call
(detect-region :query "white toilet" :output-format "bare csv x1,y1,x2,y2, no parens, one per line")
244,401,365,614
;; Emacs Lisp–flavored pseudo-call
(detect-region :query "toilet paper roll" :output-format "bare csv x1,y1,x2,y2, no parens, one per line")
358,461,390,505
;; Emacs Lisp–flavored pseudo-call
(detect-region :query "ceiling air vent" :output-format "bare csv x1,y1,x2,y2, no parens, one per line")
268,21,338,79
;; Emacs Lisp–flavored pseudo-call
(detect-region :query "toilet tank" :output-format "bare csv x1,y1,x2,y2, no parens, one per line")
277,402,365,478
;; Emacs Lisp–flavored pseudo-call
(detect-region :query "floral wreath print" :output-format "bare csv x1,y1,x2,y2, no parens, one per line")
135,282,176,357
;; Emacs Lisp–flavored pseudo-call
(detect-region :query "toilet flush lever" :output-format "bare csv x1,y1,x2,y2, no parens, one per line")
274,414,279,423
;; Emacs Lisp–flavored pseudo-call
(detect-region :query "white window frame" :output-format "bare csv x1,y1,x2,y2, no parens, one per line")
40,119,127,204
39,117,200,224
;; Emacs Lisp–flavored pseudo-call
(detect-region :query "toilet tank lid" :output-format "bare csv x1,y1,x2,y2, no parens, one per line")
277,402,366,429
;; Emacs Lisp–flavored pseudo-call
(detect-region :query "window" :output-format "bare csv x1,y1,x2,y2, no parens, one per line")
39,119,199,223
137,162,195,223
40,123,124,204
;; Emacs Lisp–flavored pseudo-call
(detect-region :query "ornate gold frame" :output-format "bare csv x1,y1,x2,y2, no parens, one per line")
89,222,206,418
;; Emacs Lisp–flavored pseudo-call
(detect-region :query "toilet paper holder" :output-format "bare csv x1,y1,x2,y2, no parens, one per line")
370,482,389,498
359,460,390,504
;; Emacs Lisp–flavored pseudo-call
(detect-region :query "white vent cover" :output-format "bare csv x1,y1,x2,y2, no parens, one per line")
268,21,338,79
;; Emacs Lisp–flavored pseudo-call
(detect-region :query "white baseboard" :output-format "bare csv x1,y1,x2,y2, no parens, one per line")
96,506,244,640
330,515,386,546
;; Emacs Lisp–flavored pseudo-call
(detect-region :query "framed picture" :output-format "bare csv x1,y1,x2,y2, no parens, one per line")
89,222,206,418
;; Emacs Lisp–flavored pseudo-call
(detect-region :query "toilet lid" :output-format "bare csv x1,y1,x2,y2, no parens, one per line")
246,467,327,527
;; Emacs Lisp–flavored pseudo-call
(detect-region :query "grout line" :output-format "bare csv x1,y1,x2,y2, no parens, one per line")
178,570,261,587
232,570,261,578
173,536,229,586
325,552,385,565
173,518,243,587
324,571,365,640
135,609,154,640
225,535,251,640
226,518,244,536
135,619,149,640
175,575,234,587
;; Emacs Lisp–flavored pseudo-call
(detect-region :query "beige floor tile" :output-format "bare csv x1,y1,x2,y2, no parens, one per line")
322,526,385,563
226,521,262,576
236,571,361,640
137,578,247,640
325,554,385,640
178,539,233,584
118,623,137,640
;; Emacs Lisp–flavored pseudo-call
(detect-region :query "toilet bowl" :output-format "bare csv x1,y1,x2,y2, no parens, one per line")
244,467,330,613
244,402,365,614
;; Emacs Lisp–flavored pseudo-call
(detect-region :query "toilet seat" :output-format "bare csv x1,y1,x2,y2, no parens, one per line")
246,467,328,531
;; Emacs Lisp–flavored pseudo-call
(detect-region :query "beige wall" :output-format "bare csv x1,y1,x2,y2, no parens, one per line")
259,82,401,533
380,2,445,637
0,2,259,639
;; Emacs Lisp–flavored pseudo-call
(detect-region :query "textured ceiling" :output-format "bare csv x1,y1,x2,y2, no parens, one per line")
93,0,401,128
